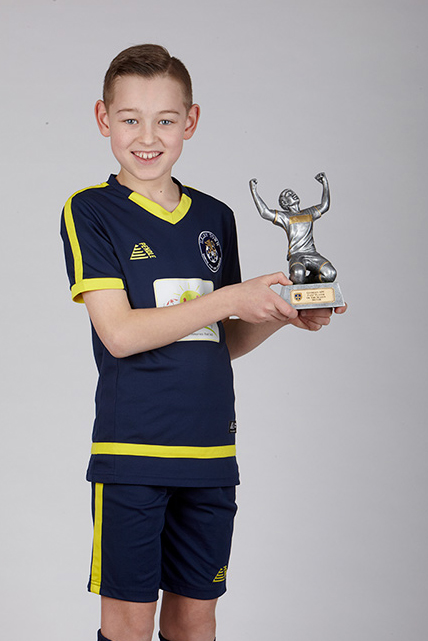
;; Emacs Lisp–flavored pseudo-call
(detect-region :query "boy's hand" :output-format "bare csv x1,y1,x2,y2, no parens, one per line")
223,287,346,359
229,272,298,323
290,303,347,331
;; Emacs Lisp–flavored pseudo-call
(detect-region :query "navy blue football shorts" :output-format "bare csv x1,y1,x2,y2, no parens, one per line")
88,483,237,602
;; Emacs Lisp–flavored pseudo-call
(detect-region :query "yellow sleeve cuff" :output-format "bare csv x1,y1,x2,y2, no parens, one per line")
71,278,125,303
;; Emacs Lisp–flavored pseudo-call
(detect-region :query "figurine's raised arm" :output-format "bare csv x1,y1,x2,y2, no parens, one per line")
314,172,330,215
249,178,277,222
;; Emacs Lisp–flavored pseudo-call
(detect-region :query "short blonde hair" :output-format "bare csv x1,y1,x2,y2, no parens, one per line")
103,44,193,111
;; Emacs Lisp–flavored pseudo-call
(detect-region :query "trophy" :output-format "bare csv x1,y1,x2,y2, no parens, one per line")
249,173,344,309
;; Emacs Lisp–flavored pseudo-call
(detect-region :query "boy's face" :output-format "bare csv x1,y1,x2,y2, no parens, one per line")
95,74,199,194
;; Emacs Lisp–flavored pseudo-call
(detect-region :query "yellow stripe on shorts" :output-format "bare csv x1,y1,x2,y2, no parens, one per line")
89,483,104,595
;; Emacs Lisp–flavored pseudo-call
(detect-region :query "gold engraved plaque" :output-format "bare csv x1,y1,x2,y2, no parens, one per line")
280,282,344,309
292,287,335,305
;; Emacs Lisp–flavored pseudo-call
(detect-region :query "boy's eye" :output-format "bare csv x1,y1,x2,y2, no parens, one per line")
124,119,138,125
159,119,173,125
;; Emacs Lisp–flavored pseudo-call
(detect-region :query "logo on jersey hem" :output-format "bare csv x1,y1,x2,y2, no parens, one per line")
198,231,222,273
229,421,237,434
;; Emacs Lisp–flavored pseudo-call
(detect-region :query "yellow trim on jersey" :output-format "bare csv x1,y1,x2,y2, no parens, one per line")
289,213,313,224
128,191,191,225
71,277,124,303
64,183,121,303
89,483,104,595
91,442,236,459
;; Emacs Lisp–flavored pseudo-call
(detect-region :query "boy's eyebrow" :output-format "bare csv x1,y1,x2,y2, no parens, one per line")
115,108,182,115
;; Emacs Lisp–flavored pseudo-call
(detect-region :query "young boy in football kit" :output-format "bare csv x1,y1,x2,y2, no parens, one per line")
61,44,346,641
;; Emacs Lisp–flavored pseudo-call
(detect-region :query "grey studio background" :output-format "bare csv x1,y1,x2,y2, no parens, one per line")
1,0,427,640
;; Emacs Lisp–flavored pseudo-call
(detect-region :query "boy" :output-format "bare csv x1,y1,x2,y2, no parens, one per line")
61,44,345,641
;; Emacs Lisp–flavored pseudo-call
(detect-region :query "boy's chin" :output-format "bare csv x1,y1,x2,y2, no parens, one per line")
117,167,173,191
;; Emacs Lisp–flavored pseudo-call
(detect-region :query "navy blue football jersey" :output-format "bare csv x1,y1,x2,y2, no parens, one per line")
61,175,241,486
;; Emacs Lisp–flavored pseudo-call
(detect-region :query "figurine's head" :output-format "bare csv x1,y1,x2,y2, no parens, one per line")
279,189,300,211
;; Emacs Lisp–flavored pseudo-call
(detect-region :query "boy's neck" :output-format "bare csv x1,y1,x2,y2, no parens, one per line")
116,171,181,212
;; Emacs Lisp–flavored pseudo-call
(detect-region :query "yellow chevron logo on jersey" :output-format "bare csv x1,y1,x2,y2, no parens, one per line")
130,243,157,260
213,565,228,583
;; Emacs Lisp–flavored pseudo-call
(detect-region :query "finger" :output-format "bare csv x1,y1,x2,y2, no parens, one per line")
299,309,332,325
270,305,296,322
334,303,348,314
300,308,332,318
265,271,293,287
272,311,294,323
302,316,330,328
293,317,322,331
264,300,296,323
276,298,298,319
304,322,322,331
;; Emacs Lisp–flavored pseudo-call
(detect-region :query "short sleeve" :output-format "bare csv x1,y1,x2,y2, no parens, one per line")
306,205,321,221
60,186,125,303
273,210,290,230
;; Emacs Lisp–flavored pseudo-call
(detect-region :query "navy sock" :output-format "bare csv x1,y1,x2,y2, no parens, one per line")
98,630,113,641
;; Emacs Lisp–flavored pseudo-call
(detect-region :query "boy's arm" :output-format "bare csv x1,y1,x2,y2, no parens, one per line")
249,179,277,222
223,305,346,360
82,272,298,358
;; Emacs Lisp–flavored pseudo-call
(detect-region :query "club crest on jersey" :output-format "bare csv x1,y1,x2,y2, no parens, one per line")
198,231,222,273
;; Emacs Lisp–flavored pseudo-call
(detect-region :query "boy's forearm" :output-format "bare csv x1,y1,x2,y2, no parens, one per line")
83,287,235,358
223,318,288,360
83,273,297,358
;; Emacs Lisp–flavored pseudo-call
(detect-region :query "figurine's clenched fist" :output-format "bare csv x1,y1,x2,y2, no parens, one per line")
315,172,326,183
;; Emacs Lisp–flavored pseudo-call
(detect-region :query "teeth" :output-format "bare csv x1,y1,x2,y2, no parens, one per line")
134,151,161,160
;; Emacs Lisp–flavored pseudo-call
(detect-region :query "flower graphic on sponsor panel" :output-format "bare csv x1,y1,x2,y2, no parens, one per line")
179,290,201,303
164,283,201,306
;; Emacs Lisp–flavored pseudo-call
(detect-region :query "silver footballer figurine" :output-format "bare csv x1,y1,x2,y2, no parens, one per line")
249,173,344,308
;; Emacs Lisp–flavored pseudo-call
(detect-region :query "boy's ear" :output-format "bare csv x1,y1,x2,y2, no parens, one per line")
183,104,200,141
95,100,111,137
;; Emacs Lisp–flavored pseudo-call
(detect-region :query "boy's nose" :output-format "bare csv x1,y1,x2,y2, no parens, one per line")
137,124,157,145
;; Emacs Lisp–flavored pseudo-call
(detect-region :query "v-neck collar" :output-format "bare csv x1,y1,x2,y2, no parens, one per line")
108,174,192,225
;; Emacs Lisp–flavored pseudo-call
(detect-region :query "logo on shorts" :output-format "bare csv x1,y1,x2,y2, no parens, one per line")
198,231,222,273
213,565,228,583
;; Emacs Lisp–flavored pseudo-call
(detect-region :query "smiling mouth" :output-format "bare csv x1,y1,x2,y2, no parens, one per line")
133,151,162,160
